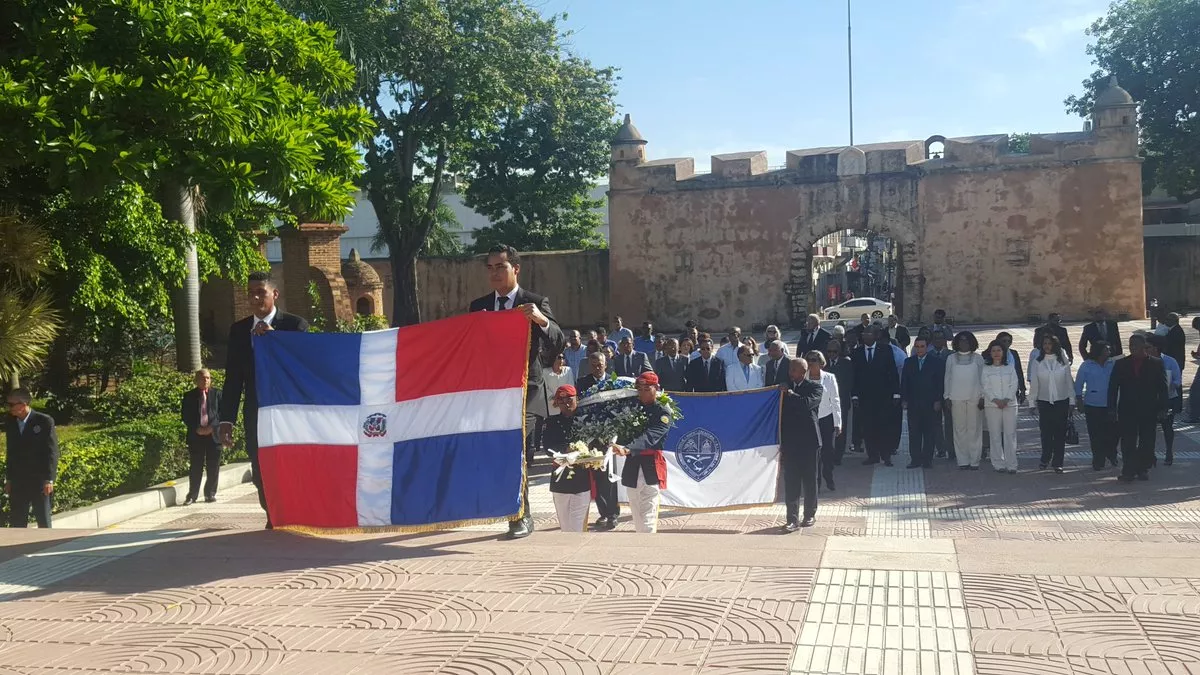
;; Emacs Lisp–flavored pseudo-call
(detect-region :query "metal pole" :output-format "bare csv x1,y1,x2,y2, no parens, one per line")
847,0,854,146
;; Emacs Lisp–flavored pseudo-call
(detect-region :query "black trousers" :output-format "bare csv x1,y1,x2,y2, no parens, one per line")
817,415,837,485
1037,400,1070,468
907,404,937,466
1159,398,1181,461
1119,413,1157,478
835,402,851,459
939,404,955,457
781,441,818,521
593,470,620,519
8,482,52,528
887,404,904,453
515,408,540,523
859,400,895,461
1083,406,1118,469
244,412,270,521
851,403,865,450
187,437,222,499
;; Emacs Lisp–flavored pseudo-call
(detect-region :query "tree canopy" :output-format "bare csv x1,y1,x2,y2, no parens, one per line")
1066,0,1200,200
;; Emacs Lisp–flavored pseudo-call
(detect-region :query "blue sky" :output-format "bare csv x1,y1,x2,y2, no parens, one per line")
540,0,1111,165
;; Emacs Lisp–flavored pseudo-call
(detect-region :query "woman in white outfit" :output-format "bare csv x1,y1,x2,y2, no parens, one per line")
1028,334,1074,474
982,340,1019,474
805,351,842,491
943,331,985,469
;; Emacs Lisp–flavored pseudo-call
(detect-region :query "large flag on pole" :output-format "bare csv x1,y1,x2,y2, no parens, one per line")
252,311,530,531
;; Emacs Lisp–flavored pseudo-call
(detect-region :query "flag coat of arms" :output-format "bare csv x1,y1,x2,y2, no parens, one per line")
253,311,530,530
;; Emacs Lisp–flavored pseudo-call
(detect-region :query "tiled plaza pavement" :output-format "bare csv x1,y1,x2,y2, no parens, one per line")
3,320,1200,674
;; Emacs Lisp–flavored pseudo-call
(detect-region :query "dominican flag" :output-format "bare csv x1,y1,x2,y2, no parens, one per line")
252,311,529,531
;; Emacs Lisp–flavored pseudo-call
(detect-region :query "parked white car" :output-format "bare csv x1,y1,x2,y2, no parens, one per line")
822,297,892,321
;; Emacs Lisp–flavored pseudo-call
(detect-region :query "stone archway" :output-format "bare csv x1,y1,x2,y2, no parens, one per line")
785,176,924,326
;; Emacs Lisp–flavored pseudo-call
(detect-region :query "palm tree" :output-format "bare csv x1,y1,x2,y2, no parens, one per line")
0,212,62,388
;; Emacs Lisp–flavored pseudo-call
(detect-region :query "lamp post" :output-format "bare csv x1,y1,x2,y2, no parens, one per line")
847,0,854,146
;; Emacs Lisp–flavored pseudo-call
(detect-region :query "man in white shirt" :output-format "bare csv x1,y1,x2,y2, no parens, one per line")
562,330,588,375
613,316,634,344
715,326,744,369
725,345,765,391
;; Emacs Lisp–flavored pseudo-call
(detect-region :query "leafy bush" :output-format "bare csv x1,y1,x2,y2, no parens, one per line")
42,384,95,425
0,414,248,523
94,365,226,425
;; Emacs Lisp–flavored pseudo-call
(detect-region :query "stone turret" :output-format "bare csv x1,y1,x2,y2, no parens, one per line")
610,114,648,190
1091,76,1138,158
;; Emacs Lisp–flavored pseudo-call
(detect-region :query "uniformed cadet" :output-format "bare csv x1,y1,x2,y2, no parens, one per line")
542,385,593,532
611,372,672,533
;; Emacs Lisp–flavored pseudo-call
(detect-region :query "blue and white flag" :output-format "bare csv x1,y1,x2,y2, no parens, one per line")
657,388,781,509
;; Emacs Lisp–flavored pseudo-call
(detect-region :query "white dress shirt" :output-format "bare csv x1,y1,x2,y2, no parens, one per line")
252,306,278,333
808,370,842,427
542,366,574,416
725,362,765,392
715,342,741,369
493,285,520,311
1029,355,1074,403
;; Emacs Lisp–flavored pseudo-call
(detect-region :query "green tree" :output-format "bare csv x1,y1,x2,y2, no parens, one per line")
1066,0,1200,200
465,56,618,253
1008,133,1033,154
0,0,374,370
0,212,61,388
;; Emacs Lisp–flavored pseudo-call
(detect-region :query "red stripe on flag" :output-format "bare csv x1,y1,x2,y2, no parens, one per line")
259,444,359,528
396,311,530,402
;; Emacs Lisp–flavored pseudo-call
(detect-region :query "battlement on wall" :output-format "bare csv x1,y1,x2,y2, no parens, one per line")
612,129,1137,192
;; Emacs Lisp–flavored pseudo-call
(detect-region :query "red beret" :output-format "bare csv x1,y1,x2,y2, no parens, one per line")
636,372,660,386
554,385,577,398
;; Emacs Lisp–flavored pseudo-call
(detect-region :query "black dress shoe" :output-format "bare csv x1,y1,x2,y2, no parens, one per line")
782,520,800,533
862,458,879,466
883,459,893,467
1137,472,1149,481
1165,456,1174,466
204,495,216,503
1038,462,1049,470
825,478,836,491
265,521,274,530
906,462,922,469
507,516,534,539
935,451,947,459
800,516,816,527
921,463,933,469
1118,475,1135,483
1054,467,1064,474
595,516,616,531
183,496,197,506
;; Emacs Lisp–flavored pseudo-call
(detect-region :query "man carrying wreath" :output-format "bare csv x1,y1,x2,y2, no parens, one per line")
610,372,673,533
542,385,594,532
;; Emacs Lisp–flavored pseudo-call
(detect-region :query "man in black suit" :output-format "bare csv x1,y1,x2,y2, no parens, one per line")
901,337,945,469
780,357,824,532
851,326,901,466
684,334,727,392
574,351,620,530
1109,334,1169,483
763,339,792,387
797,314,831,355
653,338,688,392
468,244,564,539
887,315,911,349
613,337,652,377
1163,312,1187,369
219,270,309,529
1079,308,1123,359
824,339,854,463
1034,312,1073,362
4,387,60,528
181,369,223,505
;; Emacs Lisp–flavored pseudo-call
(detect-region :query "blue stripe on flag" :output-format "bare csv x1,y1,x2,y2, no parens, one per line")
389,429,524,525
665,388,780,451
255,331,362,407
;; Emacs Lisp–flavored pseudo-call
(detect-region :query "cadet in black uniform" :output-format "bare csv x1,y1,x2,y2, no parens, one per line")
542,385,593,532
612,372,672,533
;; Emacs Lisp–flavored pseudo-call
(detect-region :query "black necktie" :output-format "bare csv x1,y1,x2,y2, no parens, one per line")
496,295,508,311
625,355,631,374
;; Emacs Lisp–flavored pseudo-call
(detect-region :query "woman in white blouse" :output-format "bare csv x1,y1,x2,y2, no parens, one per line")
982,340,1019,474
542,353,574,417
1028,334,1074,473
943,331,985,470
805,351,842,491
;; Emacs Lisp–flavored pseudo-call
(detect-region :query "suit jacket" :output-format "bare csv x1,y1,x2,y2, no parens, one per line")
827,357,855,409
1108,355,1168,416
181,387,223,446
1078,320,1123,358
575,373,603,395
1165,325,1186,368
851,343,900,403
763,356,791,387
613,351,653,378
781,377,823,449
468,287,565,390
220,311,309,429
890,324,911,349
901,355,945,408
796,328,831,356
725,362,765,391
4,410,60,486
1033,324,1073,362
684,357,727,393
653,355,689,392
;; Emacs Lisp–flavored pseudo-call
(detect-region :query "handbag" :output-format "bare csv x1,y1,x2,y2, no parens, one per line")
1065,415,1080,445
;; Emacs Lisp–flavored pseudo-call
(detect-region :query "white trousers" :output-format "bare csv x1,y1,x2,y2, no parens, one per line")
951,399,984,467
627,472,661,533
984,406,1019,471
552,491,591,532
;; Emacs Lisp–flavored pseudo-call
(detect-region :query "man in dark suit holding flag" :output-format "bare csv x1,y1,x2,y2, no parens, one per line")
469,244,564,539
851,325,901,467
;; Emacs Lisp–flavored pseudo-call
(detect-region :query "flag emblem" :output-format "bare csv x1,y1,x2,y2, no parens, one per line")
677,427,722,482
362,412,388,438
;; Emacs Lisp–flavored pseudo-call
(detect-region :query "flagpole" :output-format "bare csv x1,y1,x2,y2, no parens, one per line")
847,0,854,146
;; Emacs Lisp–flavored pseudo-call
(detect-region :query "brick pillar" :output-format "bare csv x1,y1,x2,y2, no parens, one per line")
279,222,352,324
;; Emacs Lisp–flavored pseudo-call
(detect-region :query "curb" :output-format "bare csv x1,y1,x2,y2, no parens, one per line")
53,462,254,529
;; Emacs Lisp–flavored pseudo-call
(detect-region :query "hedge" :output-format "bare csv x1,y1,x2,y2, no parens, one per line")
2,366,248,523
